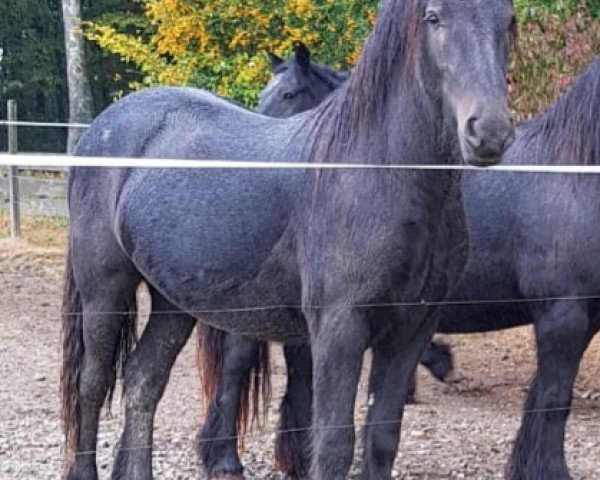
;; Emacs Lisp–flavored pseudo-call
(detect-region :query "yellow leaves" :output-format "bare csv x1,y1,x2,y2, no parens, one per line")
86,0,382,106
346,42,362,66
235,55,270,85
282,25,320,48
286,0,315,17
367,9,378,27
229,30,250,49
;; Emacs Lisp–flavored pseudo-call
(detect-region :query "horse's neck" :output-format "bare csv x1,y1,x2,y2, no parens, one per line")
370,84,444,165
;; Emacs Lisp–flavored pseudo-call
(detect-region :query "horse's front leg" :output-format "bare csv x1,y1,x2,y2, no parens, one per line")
274,344,313,479
361,308,438,480
507,300,594,480
310,308,369,480
112,289,195,480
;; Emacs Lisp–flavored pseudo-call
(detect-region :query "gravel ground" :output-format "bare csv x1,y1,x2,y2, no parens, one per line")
0,238,598,479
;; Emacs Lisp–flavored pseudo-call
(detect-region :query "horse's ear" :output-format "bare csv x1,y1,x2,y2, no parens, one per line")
267,51,284,71
294,42,310,74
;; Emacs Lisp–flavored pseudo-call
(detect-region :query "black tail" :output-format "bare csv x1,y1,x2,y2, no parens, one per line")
59,248,84,467
60,248,137,468
196,323,271,438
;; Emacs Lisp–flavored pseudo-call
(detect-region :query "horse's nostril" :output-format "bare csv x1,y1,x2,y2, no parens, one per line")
466,116,477,136
465,117,483,149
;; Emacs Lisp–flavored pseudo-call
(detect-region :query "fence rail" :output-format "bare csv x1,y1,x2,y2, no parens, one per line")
1,101,75,235
5,100,600,236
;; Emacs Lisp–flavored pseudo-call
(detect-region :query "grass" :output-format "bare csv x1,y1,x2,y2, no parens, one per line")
0,210,68,249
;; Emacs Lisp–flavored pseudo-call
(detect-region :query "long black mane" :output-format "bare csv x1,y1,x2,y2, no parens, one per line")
307,0,427,163
520,57,600,165
273,59,349,91
309,62,349,90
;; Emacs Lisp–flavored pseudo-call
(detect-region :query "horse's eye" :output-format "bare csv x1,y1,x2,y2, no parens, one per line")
283,91,297,100
424,12,440,25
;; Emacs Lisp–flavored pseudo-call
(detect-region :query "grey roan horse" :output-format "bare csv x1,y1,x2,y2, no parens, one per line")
60,1,516,479
436,56,600,480
259,43,349,118
197,42,352,479
196,43,452,479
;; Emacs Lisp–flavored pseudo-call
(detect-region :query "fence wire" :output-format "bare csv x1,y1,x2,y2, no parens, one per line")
0,402,598,460
1,120,600,473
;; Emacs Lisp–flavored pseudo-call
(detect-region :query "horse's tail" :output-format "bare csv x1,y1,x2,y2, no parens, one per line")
196,322,271,437
60,247,84,466
240,339,271,436
60,247,137,466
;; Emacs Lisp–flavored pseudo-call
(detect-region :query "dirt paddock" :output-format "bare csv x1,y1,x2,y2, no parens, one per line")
0,238,598,479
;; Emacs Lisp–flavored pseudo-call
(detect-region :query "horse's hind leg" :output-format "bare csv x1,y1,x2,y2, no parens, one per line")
420,341,453,381
112,288,195,480
407,341,454,404
63,253,139,480
507,301,594,480
197,332,262,479
361,310,438,480
274,344,313,479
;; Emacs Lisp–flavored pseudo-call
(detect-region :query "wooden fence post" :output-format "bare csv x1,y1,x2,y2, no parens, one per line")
8,100,21,237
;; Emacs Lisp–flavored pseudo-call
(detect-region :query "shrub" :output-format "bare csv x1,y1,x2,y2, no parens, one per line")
510,1,600,120
85,0,378,106
86,0,600,117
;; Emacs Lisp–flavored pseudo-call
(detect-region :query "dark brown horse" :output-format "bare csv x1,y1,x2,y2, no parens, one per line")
61,1,515,479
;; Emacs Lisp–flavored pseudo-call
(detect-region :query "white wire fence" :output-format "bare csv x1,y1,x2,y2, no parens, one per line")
1,111,600,475
6,101,600,238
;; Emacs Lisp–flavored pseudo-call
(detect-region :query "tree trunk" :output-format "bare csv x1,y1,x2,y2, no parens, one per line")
62,0,93,153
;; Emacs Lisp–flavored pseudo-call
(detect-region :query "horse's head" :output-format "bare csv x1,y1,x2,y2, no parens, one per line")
417,0,516,166
258,44,341,118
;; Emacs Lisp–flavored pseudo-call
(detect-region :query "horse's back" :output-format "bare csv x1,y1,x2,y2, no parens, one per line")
75,87,304,161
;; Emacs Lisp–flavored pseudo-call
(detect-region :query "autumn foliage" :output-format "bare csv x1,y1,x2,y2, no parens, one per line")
86,0,599,115
85,0,378,105
510,1,600,120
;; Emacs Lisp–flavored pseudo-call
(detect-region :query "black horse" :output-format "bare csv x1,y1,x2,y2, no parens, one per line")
197,43,453,479
259,43,349,118
232,57,600,480
60,1,515,479
438,56,600,480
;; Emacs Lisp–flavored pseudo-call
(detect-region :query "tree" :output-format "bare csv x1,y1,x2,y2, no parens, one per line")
85,0,380,106
86,0,599,113
0,0,67,153
62,0,93,152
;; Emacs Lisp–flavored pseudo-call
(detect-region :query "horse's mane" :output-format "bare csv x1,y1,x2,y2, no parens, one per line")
310,63,350,90
307,0,425,164
273,57,349,90
519,57,600,165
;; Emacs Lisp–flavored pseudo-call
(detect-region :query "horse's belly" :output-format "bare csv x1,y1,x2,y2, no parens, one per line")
117,169,306,341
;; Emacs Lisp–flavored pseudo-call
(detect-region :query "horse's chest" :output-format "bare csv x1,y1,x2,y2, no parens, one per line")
392,191,469,302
